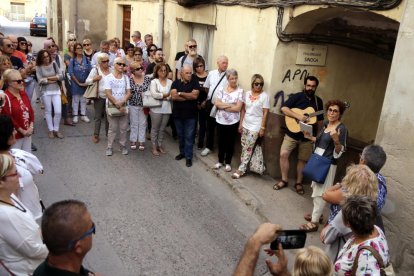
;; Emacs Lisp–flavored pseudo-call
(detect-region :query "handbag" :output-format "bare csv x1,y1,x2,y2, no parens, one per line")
302,153,332,183
106,101,128,117
248,137,266,175
142,90,162,108
351,246,395,276
84,68,99,99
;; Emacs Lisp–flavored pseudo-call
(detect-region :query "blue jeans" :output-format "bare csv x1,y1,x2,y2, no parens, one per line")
174,117,196,160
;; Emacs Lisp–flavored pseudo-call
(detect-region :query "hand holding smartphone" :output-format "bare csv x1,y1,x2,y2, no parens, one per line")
270,230,307,250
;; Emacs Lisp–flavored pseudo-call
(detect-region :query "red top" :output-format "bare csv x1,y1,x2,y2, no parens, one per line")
1,89,34,139
12,51,27,64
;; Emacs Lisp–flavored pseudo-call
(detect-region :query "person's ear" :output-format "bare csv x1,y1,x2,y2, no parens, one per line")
74,241,83,255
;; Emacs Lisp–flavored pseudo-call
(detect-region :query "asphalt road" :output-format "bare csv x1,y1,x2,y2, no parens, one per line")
0,21,47,54
31,103,272,276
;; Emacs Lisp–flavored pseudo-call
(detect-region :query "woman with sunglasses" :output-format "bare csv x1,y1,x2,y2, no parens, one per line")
132,47,148,71
0,153,48,275
192,56,208,150
149,63,172,156
1,69,34,152
104,57,131,156
232,74,270,179
36,49,64,139
300,100,348,232
16,37,37,103
68,42,92,124
82,38,95,62
85,53,112,144
128,62,151,150
146,44,157,64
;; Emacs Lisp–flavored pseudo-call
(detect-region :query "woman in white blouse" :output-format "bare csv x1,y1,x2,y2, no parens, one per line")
85,53,112,143
149,63,172,156
213,69,243,172
0,153,48,275
232,74,270,179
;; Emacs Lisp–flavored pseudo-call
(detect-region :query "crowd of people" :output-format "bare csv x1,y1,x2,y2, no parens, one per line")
0,29,393,275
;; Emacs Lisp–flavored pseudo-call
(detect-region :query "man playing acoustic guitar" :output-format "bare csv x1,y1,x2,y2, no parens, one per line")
274,76,324,194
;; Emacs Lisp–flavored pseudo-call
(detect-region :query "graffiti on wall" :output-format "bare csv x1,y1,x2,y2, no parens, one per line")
282,68,309,83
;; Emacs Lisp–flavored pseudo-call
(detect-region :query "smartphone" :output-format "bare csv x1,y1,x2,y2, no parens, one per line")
270,230,307,250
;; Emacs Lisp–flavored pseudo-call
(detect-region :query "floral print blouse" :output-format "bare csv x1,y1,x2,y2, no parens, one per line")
334,226,389,276
129,75,151,107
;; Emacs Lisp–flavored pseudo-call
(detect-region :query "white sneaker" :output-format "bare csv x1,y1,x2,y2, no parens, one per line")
225,164,232,172
213,162,223,169
121,147,128,155
81,116,90,123
201,148,211,156
106,148,113,156
73,116,79,123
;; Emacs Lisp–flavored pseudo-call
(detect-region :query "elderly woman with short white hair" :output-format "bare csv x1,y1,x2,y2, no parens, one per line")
103,57,131,156
85,52,112,144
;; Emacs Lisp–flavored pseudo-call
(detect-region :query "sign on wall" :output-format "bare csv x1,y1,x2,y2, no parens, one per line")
296,44,328,66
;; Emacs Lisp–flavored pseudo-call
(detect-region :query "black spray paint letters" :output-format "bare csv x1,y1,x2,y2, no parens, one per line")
282,69,309,83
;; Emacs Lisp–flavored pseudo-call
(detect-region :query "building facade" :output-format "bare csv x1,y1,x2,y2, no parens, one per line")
0,0,44,21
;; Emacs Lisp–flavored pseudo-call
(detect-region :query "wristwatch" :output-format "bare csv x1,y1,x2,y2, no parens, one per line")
178,92,182,96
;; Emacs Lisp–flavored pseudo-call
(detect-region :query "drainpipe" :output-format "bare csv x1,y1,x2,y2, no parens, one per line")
158,0,164,47
74,0,79,36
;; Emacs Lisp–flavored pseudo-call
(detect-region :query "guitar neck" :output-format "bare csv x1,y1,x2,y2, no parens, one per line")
308,110,324,117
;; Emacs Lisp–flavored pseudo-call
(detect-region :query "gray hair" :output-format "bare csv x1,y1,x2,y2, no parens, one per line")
114,57,125,64
226,69,237,79
132,31,141,38
97,52,109,64
100,40,109,47
361,144,387,173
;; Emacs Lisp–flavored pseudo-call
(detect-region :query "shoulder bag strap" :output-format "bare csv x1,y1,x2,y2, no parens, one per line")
0,259,16,276
351,246,385,276
210,73,226,102
181,54,187,68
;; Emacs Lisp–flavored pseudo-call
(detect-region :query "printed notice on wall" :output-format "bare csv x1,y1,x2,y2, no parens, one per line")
296,44,327,66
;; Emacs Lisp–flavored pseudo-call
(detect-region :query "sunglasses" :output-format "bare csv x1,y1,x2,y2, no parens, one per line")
48,45,56,49
68,38,76,41
101,60,109,63
3,171,18,178
75,47,83,50
188,45,197,49
328,108,339,113
133,67,144,72
149,49,156,52
27,44,32,47
83,43,91,46
11,79,24,84
67,222,96,249
19,42,27,45
116,62,126,67
4,44,13,48
195,64,204,68
253,82,264,87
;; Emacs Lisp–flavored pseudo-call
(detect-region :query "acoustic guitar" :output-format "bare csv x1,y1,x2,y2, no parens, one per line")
284,107,324,133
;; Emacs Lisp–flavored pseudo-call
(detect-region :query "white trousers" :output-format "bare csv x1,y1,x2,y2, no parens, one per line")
43,94,61,131
129,106,147,143
12,136,32,153
72,94,87,116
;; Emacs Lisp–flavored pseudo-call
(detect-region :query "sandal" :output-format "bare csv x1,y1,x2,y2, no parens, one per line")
304,214,324,224
273,180,288,190
300,222,319,232
294,183,305,195
138,143,145,151
130,142,137,150
231,170,244,179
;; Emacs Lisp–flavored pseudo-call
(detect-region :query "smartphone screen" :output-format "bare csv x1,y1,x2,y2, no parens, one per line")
270,230,307,250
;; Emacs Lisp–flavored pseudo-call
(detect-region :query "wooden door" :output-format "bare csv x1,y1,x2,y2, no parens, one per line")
122,6,131,49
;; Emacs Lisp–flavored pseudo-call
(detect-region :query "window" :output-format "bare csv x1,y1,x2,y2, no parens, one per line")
189,23,214,67
10,2,25,21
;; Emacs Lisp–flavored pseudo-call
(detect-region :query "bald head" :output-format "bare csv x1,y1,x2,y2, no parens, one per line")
217,55,228,72
181,64,193,82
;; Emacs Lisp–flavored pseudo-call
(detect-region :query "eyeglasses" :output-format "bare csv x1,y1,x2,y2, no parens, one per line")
11,79,24,84
116,62,126,67
67,222,96,249
327,108,339,113
253,82,264,87
3,171,18,178
48,45,56,49
101,60,109,63
159,69,167,73
83,43,91,46
195,64,204,68
68,38,76,41
4,44,13,48
188,45,197,49
75,47,83,50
